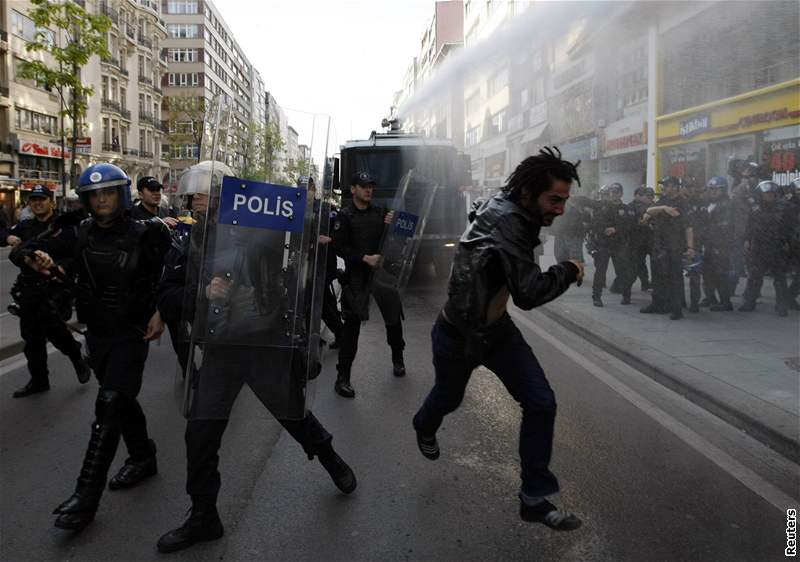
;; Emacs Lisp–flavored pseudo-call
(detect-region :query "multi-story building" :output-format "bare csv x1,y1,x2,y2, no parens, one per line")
162,0,279,188
4,0,169,220
391,1,464,148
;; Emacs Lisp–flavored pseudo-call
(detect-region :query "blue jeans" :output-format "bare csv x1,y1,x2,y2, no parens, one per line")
414,314,560,498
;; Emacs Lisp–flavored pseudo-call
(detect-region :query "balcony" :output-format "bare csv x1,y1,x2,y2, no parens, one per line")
138,112,154,126
137,34,152,49
138,75,153,87
98,3,119,25
102,142,122,153
120,108,131,120
140,150,154,159
156,120,169,133
124,148,139,157
100,55,120,69
119,68,129,78
0,85,9,97
125,24,136,42
153,84,162,95
101,98,121,114
20,169,60,181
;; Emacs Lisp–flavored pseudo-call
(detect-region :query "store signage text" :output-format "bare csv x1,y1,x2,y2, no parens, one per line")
18,140,72,159
680,114,711,138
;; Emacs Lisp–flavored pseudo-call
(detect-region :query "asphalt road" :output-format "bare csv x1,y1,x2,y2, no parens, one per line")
0,284,796,562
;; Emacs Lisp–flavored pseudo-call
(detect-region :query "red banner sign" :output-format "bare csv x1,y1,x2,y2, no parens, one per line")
18,140,72,159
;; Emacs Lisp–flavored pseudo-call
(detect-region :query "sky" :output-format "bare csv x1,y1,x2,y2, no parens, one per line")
220,0,436,152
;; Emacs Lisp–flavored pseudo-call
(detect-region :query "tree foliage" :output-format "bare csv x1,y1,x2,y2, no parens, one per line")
17,0,112,188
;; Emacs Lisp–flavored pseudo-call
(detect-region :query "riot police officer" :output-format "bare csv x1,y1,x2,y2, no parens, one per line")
783,179,800,310
19,164,171,531
589,182,635,306
630,186,655,291
640,177,695,320
739,181,792,316
4,185,90,398
683,177,711,312
332,171,403,398
156,162,356,554
703,177,735,311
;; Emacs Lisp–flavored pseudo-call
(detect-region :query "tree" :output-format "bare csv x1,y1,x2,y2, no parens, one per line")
233,121,287,183
283,156,310,187
164,95,206,163
18,0,112,196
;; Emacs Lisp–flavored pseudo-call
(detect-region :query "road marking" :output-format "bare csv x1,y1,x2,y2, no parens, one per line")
510,308,799,513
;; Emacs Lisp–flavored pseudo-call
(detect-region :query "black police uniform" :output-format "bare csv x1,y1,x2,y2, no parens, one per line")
630,199,653,290
333,200,405,388
4,213,86,396
785,196,800,307
155,221,356,553
130,201,175,221
321,206,344,344
685,192,711,310
703,194,735,309
590,199,635,303
645,194,688,317
740,199,791,314
26,211,172,529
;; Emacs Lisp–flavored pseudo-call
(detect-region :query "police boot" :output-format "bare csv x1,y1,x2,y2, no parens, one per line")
592,295,603,307
157,496,224,554
69,345,92,385
392,349,406,377
12,380,50,398
53,391,123,531
109,439,157,491
317,444,357,494
334,368,355,398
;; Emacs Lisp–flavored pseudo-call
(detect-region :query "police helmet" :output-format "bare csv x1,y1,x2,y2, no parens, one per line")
755,180,780,195
177,160,234,197
77,163,132,213
659,176,681,188
706,176,728,191
605,182,623,194
786,178,800,196
634,185,655,198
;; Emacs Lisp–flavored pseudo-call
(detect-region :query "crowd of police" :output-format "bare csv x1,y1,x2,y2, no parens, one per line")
550,166,800,320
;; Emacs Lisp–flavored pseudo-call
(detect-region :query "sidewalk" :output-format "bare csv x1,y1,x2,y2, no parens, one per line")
537,237,800,462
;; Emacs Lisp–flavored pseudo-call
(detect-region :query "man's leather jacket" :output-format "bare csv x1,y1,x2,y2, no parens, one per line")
443,193,579,336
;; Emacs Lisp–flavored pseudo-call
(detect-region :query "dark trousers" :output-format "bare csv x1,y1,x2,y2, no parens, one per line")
19,307,82,386
86,333,152,459
592,245,632,299
630,240,651,289
651,245,684,314
338,286,405,372
321,282,343,341
185,412,332,500
703,247,733,305
414,314,559,498
743,257,790,312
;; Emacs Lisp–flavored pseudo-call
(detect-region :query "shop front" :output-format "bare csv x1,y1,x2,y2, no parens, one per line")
17,138,70,194
600,115,647,198
657,79,800,189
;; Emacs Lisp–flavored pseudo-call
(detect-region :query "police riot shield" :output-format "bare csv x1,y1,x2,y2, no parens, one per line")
180,175,310,421
174,95,313,421
372,169,440,294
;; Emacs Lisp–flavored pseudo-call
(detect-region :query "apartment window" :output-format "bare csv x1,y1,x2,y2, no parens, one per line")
169,48,198,62
488,68,509,97
102,75,110,99
103,117,110,143
465,92,481,117
138,93,145,113
139,129,146,152
167,0,198,14
11,10,53,44
169,73,199,86
172,144,200,159
14,57,51,91
120,87,127,109
168,23,198,38
489,110,506,136
466,126,480,148
15,107,58,135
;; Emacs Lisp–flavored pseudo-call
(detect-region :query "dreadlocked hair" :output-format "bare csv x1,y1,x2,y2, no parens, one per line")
502,146,581,201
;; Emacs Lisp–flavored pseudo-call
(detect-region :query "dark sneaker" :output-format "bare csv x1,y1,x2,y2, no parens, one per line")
157,505,224,554
415,430,440,460
12,381,50,399
639,304,662,314
709,302,733,311
620,296,631,305
592,297,603,307
334,375,355,398
71,349,92,385
519,498,582,531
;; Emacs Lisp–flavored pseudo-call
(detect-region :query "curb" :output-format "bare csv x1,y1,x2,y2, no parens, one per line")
0,340,24,362
539,304,800,464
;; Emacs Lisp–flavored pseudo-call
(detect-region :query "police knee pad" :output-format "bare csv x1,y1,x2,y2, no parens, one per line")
95,389,126,423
